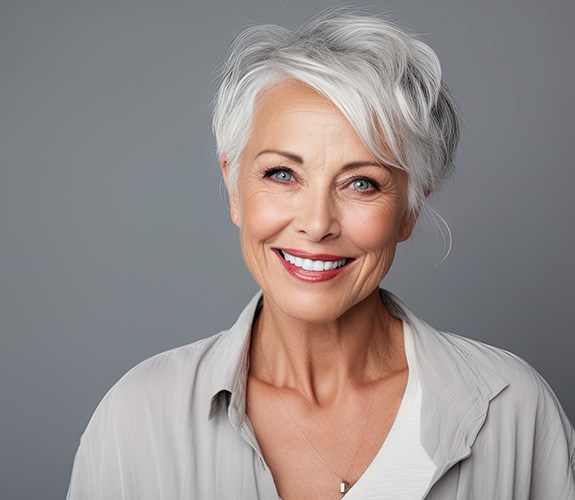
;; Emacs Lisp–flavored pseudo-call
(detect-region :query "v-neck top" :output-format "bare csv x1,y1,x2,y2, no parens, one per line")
344,321,436,499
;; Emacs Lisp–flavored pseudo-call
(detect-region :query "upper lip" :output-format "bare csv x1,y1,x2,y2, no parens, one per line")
277,248,352,261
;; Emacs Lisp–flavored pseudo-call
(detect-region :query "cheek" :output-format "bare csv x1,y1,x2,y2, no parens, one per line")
343,203,404,252
238,189,292,244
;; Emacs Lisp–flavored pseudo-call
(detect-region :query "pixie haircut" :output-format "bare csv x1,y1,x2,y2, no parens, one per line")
213,11,460,214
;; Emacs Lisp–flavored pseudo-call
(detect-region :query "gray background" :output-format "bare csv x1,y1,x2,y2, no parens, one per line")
1,0,573,498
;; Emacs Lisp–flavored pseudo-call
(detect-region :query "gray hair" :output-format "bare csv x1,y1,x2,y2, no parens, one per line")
213,10,460,214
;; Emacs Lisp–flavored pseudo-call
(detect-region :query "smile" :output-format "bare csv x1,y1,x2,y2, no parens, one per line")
273,248,353,283
279,250,348,271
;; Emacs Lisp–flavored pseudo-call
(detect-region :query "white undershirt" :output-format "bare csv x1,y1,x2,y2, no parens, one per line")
344,321,436,499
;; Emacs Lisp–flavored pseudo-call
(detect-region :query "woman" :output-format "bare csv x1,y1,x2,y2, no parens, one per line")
67,11,575,499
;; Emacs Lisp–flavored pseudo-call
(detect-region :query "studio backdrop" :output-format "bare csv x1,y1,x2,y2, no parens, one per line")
1,1,573,499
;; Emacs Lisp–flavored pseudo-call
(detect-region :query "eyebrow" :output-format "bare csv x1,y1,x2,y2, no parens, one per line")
256,149,303,163
255,149,385,170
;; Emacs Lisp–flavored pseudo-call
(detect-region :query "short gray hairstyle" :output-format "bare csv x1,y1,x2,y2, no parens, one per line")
213,10,460,214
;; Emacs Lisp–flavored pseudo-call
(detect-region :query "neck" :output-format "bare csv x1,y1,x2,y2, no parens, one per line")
251,289,405,405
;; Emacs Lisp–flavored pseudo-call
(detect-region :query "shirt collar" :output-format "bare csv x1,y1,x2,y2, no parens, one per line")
207,291,263,429
206,288,510,467
381,290,509,476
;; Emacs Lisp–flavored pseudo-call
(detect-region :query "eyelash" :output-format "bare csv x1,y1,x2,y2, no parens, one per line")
347,176,381,193
262,168,381,194
263,167,295,182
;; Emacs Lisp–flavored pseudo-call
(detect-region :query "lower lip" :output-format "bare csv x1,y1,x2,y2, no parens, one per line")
274,250,351,282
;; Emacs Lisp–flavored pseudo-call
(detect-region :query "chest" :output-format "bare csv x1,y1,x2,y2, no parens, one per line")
245,372,408,500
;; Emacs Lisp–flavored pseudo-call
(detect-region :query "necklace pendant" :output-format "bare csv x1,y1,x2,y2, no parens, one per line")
340,481,350,495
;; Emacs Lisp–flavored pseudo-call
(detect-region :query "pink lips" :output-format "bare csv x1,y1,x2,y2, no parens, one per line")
273,248,353,282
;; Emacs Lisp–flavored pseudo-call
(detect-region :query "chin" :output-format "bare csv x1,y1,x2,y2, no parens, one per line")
263,286,371,325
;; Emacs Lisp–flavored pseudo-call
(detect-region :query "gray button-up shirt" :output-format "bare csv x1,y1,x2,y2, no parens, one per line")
67,290,575,499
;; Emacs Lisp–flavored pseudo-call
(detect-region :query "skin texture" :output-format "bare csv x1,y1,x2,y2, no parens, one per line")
221,80,416,499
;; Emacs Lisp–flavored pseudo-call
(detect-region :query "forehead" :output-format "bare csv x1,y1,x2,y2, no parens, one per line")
255,80,337,115
246,80,370,156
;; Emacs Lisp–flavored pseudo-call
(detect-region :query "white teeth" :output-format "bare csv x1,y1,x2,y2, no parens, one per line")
302,258,314,271
312,260,324,271
281,250,348,271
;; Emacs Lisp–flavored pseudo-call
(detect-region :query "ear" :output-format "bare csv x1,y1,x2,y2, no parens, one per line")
220,156,240,227
399,187,430,241
398,211,418,242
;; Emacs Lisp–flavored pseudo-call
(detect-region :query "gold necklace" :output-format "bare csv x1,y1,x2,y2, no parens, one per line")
255,314,389,497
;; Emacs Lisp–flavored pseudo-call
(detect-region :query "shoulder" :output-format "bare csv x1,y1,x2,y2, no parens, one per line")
113,330,225,393
405,303,568,417
436,330,547,394
79,290,262,438
434,329,573,433
118,330,226,386
68,329,240,498
82,329,229,435
444,332,575,481
418,330,575,497
388,290,550,398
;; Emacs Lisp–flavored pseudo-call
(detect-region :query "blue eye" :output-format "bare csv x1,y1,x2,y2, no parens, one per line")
350,179,372,191
270,170,293,182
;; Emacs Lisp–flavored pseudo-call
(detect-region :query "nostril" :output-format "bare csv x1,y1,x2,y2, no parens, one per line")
293,206,341,242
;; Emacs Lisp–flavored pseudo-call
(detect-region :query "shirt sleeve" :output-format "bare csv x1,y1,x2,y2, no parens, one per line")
65,396,131,500
65,374,150,500
66,437,93,500
529,371,575,499
65,351,197,500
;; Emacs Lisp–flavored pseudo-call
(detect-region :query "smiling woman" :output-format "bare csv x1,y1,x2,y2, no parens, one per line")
67,9,575,500
224,81,414,325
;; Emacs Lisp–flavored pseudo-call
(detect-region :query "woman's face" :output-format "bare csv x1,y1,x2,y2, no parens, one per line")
223,81,415,324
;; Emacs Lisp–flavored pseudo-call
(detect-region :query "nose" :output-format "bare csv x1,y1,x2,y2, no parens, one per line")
293,186,341,242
